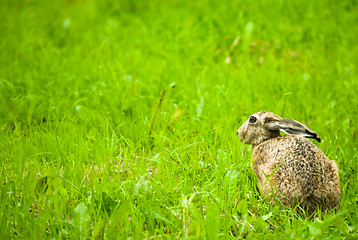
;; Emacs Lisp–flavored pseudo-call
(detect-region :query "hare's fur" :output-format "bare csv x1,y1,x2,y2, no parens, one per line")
237,111,341,216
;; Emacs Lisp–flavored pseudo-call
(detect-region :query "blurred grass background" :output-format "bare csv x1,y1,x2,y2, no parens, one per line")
0,0,357,239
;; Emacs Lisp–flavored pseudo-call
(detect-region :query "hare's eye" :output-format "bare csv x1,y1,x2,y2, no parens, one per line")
249,116,257,123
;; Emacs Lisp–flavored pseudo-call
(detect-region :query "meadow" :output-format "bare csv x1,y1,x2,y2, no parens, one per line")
0,0,357,239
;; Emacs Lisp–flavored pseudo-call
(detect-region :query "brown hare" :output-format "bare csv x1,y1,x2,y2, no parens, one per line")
237,111,341,217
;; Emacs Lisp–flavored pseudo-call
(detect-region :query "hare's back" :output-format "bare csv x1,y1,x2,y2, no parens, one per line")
253,136,330,193
253,135,325,172
253,135,340,210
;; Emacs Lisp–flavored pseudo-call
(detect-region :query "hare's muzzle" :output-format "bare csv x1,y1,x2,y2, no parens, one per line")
237,129,243,142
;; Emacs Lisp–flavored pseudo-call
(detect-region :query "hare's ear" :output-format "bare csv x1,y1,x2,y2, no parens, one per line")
265,118,321,142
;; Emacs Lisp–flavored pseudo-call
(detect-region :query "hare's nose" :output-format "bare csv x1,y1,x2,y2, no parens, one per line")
237,129,243,141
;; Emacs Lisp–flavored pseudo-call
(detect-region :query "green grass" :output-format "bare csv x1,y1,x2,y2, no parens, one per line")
1,0,357,238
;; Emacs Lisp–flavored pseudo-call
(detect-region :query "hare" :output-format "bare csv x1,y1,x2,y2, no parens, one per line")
237,111,341,216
